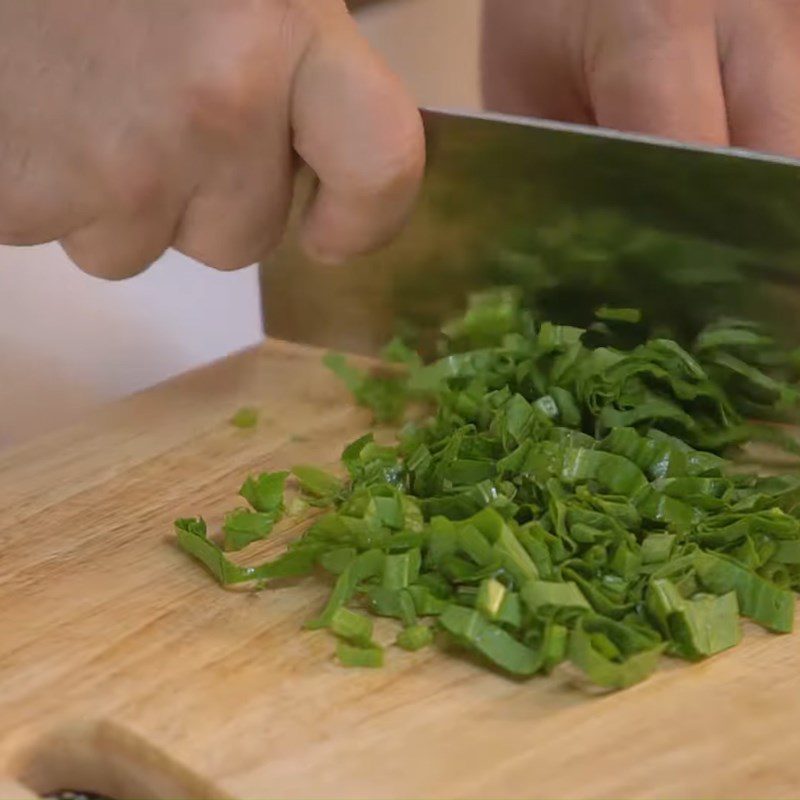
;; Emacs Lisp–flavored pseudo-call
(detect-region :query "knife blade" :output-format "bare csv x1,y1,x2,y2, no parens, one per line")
260,108,800,355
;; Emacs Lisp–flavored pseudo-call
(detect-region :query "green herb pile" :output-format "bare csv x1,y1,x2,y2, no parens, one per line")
176,290,800,689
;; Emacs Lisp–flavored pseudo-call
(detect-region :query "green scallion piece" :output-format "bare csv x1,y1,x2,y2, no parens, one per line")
230,407,259,429
336,641,384,668
330,607,373,646
396,625,434,652
178,283,800,691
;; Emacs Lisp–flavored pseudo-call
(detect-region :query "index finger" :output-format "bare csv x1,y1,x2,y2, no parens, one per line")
291,11,425,264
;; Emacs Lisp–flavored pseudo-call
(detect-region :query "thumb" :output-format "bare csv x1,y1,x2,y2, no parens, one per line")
291,11,425,263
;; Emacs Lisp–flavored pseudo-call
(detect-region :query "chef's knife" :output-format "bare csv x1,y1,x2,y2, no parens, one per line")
260,108,800,355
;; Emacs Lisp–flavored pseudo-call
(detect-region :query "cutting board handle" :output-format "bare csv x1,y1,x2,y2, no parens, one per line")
0,778,38,799
6,719,231,800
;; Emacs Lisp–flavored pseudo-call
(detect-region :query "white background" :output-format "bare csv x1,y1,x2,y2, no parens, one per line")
0,0,481,448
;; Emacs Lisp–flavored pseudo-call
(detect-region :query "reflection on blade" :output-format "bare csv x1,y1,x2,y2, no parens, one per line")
260,109,800,356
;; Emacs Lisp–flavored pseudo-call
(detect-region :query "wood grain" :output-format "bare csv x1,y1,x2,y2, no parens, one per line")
1,339,799,800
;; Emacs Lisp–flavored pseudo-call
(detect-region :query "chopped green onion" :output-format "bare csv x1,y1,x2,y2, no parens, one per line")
476,578,507,619
230,407,258,428
330,607,373,646
521,580,591,613
292,465,343,500
336,641,384,668
396,625,434,651
239,471,288,514
178,286,800,691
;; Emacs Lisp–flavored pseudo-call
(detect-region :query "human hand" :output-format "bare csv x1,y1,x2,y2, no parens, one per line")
482,1,800,158
0,0,424,277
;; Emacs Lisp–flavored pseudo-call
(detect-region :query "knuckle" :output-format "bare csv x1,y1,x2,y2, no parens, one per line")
187,74,264,140
106,157,166,215
182,2,321,144
184,34,288,143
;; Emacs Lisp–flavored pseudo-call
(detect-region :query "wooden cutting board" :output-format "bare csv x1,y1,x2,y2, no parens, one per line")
1,339,798,800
